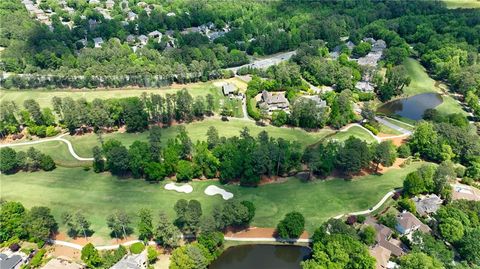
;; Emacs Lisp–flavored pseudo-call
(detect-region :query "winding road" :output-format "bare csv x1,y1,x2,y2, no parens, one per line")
0,133,93,161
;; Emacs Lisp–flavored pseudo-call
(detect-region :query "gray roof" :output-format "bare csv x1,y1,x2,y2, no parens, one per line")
0,255,22,269
396,211,431,234
111,252,146,269
299,95,327,108
413,194,442,216
222,83,236,95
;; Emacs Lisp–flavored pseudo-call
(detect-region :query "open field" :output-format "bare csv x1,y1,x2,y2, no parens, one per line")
401,58,466,116
0,162,423,243
443,0,480,8
65,118,334,158
328,126,377,143
0,77,247,109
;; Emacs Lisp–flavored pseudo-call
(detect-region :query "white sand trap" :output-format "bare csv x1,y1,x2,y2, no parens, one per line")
204,185,233,200
164,183,193,193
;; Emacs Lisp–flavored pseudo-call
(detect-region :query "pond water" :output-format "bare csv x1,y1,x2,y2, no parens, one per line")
209,244,311,269
377,93,443,120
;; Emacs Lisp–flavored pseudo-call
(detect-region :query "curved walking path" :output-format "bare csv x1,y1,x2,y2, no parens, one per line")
47,190,396,250
0,133,94,161
333,191,395,219
340,117,412,143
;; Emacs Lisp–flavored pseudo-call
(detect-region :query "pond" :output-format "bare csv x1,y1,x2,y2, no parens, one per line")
377,93,443,120
209,244,311,269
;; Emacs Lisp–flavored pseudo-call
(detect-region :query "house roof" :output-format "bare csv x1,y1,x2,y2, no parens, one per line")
261,90,288,105
222,83,236,95
111,252,146,269
369,245,391,269
0,254,22,269
299,95,327,108
148,30,162,37
396,211,431,234
413,194,443,216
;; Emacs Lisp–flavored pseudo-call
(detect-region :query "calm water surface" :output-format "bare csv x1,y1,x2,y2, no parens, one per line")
377,93,443,120
209,245,311,269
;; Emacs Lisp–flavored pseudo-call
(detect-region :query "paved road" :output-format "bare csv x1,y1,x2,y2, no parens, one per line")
375,116,412,135
0,133,94,161
227,51,296,73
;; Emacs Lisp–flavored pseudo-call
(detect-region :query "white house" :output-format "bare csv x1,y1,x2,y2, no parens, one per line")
93,37,104,48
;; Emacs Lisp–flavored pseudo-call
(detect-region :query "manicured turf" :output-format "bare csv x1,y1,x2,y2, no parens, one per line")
8,141,89,168
378,123,403,135
0,162,423,242
403,58,440,96
328,126,377,144
401,58,466,116
0,77,248,110
443,0,480,9
65,118,334,158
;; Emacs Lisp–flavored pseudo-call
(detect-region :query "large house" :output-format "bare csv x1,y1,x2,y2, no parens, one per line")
412,194,443,217
0,253,23,269
259,90,289,112
395,211,431,236
222,83,236,96
111,251,147,269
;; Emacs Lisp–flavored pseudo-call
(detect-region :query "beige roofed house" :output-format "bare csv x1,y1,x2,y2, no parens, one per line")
260,90,289,112
369,245,391,269
111,251,147,269
395,211,431,235
106,0,115,9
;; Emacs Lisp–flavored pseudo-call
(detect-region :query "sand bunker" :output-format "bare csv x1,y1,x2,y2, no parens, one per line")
164,183,193,193
204,185,233,200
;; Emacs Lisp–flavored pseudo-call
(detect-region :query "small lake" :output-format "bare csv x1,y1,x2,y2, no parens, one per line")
209,245,311,269
377,93,443,120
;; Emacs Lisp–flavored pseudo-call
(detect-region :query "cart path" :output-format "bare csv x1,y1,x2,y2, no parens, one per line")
0,133,94,161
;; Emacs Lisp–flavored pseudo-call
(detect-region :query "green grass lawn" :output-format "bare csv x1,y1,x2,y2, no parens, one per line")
402,58,440,97
400,58,466,116
381,117,415,132
65,118,334,158
0,82,223,109
443,0,480,9
0,162,422,242
8,141,90,168
378,123,403,135
328,126,377,144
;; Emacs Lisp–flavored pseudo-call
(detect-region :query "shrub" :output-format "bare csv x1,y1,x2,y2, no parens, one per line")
129,242,145,254
398,198,416,213
0,147,18,174
9,243,20,252
276,211,305,239
397,144,411,158
360,226,376,246
147,246,158,264
30,249,46,268
455,165,466,178
364,123,379,135
346,215,357,225
176,160,195,181
271,110,288,127
45,126,58,137
144,162,166,182
356,215,366,223
40,154,56,171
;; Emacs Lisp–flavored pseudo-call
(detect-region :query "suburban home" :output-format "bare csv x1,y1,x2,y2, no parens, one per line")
412,194,443,217
259,90,290,112
0,253,23,269
89,0,100,5
127,11,137,21
111,251,147,269
395,211,431,236
148,31,162,42
126,34,136,43
365,217,405,269
93,37,104,48
369,245,391,269
222,83,236,97
298,95,327,108
356,38,386,67
138,35,148,46
106,0,115,9
355,81,374,92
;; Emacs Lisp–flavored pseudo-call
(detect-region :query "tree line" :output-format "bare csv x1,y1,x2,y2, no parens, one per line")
94,124,399,185
0,89,216,137
0,147,56,174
